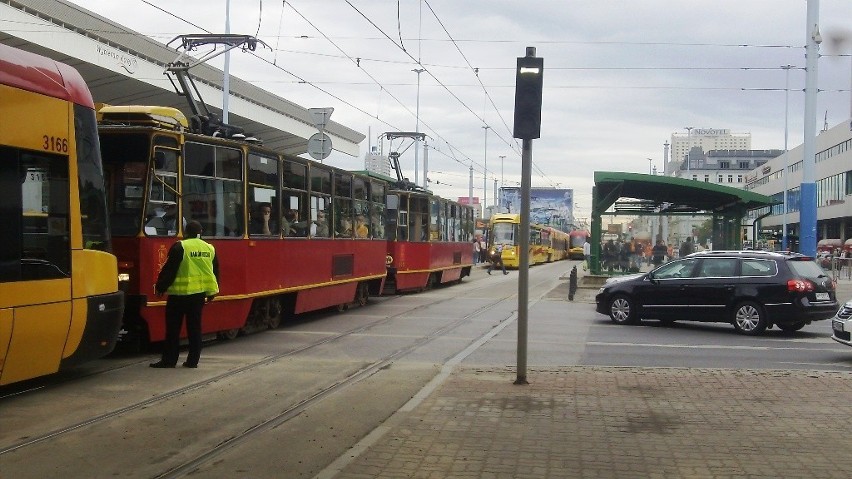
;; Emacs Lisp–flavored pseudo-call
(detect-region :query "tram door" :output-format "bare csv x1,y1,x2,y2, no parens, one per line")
0,143,74,385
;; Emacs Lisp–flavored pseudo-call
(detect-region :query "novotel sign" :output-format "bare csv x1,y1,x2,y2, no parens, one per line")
692,129,730,136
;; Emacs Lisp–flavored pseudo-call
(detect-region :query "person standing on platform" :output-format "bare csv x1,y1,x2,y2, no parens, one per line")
679,237,694,258
150,220,220,369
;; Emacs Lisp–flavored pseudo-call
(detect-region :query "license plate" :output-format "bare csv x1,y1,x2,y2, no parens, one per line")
815,292,830,301
834,320,844,333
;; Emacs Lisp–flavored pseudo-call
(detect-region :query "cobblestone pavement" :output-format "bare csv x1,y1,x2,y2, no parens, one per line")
333,366,852,479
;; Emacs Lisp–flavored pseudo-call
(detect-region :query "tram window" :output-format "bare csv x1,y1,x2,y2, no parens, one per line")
217,148,242,180
282,160,306,190
249,187,277,237
430,198,441,241
410,196,429,242
334,198,353,238
335,173,352,198
0,148,71,282
371,203,386,240
249,153,278,186
282,193,308,237
310,195,331,237
183,177,242,237
310,166,332,195
353,177,367,200
149,149,178,203
76,105,110,251
371,182,384,203
385,194,400,241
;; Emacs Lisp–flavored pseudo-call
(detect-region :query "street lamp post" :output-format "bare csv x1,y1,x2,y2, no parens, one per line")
482,125,490,212
684,126,694,172
781,64,795,251
413,68,425,187
646,158,653,175
500,155,506,187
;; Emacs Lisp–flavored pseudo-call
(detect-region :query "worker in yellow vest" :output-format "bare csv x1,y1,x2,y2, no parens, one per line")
150,220,220,368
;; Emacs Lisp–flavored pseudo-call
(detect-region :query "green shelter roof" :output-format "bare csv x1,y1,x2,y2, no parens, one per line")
594,171,777,215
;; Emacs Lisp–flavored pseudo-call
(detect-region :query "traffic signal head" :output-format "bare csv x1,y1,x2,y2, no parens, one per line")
513,48,543,140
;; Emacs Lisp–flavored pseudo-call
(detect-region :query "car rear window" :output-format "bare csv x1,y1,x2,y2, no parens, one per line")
787,259,828,279
741,259,776,277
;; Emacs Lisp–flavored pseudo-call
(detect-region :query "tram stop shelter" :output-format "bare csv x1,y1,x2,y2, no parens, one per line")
589,171,777,275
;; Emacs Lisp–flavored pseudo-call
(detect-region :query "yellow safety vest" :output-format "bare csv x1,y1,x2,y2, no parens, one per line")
167,238,219,296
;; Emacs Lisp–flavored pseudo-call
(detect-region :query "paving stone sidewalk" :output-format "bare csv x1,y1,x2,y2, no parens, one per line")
335,366,852,479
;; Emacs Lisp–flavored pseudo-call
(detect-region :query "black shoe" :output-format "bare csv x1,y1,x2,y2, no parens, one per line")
149,361,175,368
487,271,492,275
182,362,198,369
504,271,509,275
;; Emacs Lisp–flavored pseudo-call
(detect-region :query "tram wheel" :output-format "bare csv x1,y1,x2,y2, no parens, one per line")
218,328,239,340
356,283,369,307
266,298,283,329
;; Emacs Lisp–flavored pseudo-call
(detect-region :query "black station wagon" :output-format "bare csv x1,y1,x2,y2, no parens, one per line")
595,250,838,335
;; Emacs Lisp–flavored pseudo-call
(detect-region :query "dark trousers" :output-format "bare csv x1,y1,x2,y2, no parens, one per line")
161,293,206,366
487,257,506,274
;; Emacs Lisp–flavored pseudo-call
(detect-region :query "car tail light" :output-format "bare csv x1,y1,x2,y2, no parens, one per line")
787,279,814,292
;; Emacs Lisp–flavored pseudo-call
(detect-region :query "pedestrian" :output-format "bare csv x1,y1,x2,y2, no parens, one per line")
478,236,487,264
473,236,482,264
582,238,591,267
679,237,694,258
652,240,667,267
150,220,220,369
487,244,508,275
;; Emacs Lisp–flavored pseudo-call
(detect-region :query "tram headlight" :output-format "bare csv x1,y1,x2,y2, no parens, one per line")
118,273,130,282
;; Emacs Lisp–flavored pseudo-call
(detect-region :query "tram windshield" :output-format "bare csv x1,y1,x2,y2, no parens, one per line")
491,222,516,245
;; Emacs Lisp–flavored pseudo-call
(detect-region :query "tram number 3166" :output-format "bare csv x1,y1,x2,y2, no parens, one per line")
43,135,69,153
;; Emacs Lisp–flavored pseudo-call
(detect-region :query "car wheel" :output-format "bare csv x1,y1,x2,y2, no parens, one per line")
608,295,637,325
732,301,767,335
777,322,806,333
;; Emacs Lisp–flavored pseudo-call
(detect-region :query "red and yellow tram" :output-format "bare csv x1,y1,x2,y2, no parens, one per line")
383,188,476,293
98,106,388,347
98,105,473,347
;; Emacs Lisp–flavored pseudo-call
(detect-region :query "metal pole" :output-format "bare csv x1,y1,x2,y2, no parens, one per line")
222,0,231,123
684,126,694,173
500,155,506,187
646,158,653,175
423,141,428,189
413,68,424,187
482,126,490,213
468,165,474,214
516,138,531,385
800,0,820,257
782,64,794,250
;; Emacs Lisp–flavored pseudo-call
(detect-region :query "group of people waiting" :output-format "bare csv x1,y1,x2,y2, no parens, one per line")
599,236,696,272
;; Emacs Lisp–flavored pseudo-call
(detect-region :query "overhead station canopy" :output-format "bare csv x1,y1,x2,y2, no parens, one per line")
589,171,778,274
594,171,776,216
0,0,365,157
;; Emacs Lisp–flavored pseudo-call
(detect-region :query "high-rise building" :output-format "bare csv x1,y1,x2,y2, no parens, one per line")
667,128,751,175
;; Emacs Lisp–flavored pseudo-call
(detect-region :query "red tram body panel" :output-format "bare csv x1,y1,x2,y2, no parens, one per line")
115,235,385,342
387,241,473,293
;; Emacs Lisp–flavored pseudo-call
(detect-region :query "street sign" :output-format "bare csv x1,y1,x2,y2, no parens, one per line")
308,132,332,160
308,107,334,130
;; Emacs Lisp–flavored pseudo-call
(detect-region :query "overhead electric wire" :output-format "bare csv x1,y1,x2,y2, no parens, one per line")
283,0,475,169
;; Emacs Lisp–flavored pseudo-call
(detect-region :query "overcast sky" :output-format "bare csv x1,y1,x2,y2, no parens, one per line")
67,0,852,218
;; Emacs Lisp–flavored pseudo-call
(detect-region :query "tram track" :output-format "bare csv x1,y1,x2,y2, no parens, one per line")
157,271,558,478
0,269,557,463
